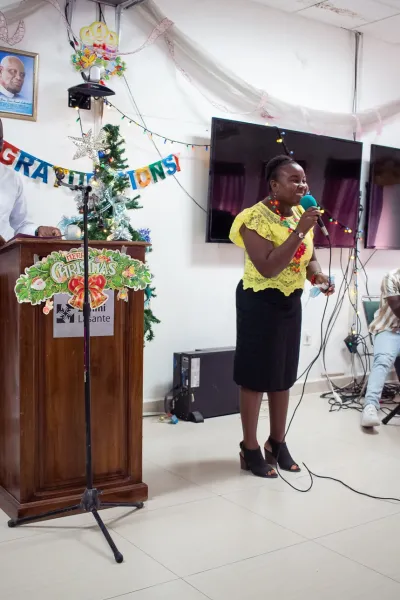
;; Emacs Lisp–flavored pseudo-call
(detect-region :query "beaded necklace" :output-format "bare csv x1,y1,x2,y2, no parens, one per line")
268,197,306,274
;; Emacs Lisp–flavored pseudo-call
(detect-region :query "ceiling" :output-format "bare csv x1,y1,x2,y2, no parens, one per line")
252,0,400,44
87,0,146,6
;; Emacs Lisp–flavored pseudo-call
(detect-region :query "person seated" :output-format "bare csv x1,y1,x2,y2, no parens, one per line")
0,117,61,244
361,269,400,428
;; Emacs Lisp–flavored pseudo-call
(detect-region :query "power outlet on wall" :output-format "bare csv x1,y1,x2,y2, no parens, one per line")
303,333,312,346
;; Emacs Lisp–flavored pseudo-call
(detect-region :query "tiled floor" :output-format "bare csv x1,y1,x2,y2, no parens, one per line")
2,394,400,599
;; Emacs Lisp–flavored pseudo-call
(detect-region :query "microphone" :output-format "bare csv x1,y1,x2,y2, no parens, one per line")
300,194,329,238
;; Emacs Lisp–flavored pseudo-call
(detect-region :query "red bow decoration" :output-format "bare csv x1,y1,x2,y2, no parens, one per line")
67,275,108,310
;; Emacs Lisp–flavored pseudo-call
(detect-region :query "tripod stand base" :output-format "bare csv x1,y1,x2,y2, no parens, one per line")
382,402,400,425
7,487,144,564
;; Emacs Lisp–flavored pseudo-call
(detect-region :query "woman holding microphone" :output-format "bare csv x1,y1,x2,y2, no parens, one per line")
230,155,334,478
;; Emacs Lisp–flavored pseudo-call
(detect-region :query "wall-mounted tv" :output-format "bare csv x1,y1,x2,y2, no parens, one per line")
366,144,400,250
206,118,362,248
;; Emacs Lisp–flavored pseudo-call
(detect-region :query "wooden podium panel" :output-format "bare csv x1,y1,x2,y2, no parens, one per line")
0,239,148,519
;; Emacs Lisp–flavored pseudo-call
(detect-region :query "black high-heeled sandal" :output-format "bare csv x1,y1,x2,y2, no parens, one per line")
264,437,301,473
239,442,278,478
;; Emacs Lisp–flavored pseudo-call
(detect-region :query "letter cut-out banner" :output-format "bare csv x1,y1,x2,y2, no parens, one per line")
0,140,181,190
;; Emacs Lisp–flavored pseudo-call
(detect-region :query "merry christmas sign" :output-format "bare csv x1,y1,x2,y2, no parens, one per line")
15,248,152,314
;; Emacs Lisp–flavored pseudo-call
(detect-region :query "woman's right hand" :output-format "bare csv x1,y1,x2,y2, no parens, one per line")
296,207,321,235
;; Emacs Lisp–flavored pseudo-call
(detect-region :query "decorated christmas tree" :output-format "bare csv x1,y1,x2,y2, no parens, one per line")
59,124,159,342
67,124,141,241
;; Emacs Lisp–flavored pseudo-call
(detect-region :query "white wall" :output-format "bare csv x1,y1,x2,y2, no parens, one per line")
4,0,400,402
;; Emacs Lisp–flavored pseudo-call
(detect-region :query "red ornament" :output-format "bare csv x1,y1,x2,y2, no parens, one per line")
68,276,82,294
90,274,107,290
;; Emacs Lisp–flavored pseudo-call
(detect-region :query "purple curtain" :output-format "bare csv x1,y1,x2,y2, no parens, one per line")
257,170,268,202
367,185,383,246
314,178,359,247
213,173,245,215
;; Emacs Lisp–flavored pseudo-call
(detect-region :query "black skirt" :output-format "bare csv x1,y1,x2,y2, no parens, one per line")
234,281,302,393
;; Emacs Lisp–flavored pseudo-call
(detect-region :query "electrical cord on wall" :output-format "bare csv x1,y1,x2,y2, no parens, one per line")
319,200,378,403
306,243,398,413
65,0,78,49
122,77,207,214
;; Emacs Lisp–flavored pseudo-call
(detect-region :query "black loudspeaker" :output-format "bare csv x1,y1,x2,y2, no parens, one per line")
169,347,239,421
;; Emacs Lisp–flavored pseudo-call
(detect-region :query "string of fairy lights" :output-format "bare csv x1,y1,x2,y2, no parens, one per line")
97,100,359,239
103,99,210,150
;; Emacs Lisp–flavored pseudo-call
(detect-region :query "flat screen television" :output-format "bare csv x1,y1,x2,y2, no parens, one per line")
206,118,362,248
366,144,400,249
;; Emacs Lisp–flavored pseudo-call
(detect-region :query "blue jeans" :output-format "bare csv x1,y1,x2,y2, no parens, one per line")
365,330,400,409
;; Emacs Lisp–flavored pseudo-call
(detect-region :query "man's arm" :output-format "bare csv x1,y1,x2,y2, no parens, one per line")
9,178,36,236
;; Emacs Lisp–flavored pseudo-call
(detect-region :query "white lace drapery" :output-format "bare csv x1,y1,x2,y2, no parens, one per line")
0,0,46,23
137,1,398,137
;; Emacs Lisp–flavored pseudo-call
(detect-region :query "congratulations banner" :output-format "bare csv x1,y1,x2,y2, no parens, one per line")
0,140,181,190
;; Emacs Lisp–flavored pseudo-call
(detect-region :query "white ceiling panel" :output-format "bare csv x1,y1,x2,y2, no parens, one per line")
300,0,399,28
376,0,400,8
250,0,400,44
357,12,400,43
250,1,322,11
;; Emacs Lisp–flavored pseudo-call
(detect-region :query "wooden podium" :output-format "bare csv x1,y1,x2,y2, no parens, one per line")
0,238,148,520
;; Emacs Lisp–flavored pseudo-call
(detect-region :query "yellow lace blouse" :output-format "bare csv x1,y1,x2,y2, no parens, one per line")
230,202,314,296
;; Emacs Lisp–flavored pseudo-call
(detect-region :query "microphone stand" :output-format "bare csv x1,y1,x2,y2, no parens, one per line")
8,179,144,563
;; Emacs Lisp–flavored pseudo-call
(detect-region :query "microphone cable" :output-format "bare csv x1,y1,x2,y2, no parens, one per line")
276,237,400,504
275,235,333,493
321,250,399,416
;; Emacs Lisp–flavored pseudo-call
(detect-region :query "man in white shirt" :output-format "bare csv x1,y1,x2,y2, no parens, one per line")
0,117,60,243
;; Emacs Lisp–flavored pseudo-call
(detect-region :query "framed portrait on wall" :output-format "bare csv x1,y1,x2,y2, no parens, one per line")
0,47,38,122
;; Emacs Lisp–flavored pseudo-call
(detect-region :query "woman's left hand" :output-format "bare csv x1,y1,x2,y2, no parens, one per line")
314,273,335,296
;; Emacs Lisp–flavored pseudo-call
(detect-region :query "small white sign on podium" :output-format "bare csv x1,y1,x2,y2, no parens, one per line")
53,291,114,338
